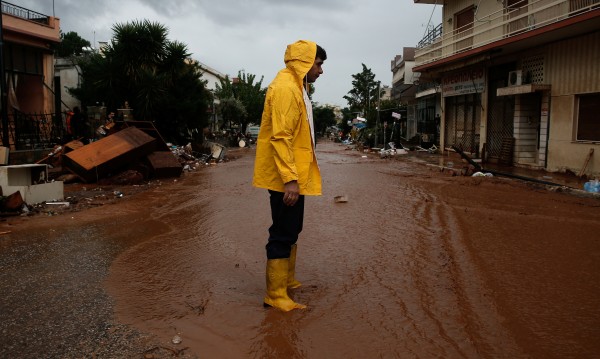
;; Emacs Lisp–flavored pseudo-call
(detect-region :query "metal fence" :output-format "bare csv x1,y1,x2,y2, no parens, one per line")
444,94,481,154
0,111,66,150
1,1,50,24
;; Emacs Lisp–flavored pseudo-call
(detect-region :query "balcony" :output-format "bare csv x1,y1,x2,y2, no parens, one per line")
415,0,600,68
1,1,59,46
1,1,50,25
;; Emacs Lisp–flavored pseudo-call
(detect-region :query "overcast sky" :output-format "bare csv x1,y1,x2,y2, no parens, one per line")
19,0,441,107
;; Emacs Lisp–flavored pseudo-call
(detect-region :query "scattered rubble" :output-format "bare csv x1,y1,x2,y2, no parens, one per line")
0,124,233,219
334,195,348,203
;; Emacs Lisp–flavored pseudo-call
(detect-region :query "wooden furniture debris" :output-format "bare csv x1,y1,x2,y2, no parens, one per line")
63,140,85,153
146,151,183,178
62,127,157,183
35,140,84,166
123,121,170,151
1,191,24,211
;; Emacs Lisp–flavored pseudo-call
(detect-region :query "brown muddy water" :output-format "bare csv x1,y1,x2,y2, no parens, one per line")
2,141,599,358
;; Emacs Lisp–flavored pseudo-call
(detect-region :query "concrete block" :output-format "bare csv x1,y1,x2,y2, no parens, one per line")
0,164,64,204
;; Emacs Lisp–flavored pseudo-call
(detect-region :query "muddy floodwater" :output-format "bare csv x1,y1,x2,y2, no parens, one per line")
1,141,599,358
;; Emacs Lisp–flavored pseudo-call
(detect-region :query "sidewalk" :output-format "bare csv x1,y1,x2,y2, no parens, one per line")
395,147,590,190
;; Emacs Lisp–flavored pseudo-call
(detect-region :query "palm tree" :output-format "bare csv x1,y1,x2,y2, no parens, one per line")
73,20,211,143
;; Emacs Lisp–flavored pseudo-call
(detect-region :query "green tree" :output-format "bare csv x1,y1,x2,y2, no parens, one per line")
219,97,247,130
53,31,91,57
215,71,266,133
343,64,381,127
214,75,235,100
72,20,211,143
313,106,336,136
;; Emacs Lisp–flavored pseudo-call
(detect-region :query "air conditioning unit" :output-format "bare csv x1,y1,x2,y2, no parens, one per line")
508,70,523,86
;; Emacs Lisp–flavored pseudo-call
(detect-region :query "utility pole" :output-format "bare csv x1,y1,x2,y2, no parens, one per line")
375,81,381,148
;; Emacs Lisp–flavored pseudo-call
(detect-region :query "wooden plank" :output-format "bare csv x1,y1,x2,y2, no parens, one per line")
62,127,157,183
123,121,170,151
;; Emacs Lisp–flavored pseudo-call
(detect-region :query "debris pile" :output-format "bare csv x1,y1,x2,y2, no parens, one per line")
0,122,230,217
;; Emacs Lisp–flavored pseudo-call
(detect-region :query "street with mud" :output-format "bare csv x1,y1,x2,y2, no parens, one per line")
1,141,599,358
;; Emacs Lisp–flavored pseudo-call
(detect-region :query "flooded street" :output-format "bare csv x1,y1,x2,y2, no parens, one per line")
2,141,599,358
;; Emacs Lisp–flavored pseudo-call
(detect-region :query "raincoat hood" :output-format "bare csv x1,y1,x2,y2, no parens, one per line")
284,40,317,85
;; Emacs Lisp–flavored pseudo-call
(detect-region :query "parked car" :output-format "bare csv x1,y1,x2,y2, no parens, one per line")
247,126,260,140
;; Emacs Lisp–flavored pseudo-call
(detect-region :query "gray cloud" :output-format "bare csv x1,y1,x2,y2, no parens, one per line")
17,0,442,106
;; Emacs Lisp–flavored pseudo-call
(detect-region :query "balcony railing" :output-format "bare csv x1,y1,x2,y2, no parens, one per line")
0,111,65,150
418,23,443,48
415,0,599,67
1,1,50,25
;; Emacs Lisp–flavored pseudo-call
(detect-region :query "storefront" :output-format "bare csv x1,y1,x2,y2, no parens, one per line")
441,66,484,155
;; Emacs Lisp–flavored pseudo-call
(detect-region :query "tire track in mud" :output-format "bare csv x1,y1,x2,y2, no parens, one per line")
301,158,524,358
388,179,523,358
361,179,472,358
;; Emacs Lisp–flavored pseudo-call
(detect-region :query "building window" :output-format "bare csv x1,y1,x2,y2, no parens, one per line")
576,93,600,142
454,6,474,52
5,44,43,75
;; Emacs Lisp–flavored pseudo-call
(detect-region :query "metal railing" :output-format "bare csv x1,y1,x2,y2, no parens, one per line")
1,1,50,25
415,0,599,66
1,111,65,150
418,23,443,48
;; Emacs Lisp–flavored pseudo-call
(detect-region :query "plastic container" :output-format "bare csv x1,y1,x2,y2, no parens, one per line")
583,180,600,193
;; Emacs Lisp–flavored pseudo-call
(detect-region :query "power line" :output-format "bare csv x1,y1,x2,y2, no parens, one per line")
422,0,439,40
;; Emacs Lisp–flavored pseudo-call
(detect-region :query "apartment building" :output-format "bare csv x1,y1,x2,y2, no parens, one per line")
1,1,61,149
413,0,599,176
391,48,419,140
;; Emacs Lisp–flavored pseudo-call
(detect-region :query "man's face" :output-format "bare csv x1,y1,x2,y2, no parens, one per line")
306,57,324,83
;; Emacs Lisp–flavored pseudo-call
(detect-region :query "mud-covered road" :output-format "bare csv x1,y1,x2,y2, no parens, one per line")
1,141,599,358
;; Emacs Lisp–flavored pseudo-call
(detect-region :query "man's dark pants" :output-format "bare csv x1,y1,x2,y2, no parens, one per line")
266,190,305,259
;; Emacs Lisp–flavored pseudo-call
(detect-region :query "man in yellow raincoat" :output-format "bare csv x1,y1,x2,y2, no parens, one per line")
253,40,326,312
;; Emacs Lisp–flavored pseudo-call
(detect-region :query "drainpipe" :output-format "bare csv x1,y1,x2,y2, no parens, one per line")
0,11,9,147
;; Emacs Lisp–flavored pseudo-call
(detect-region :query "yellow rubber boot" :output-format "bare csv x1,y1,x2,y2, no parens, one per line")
264,259,306,312
287,244,302,289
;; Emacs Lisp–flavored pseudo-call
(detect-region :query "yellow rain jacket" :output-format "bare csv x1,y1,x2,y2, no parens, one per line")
252,40,322,195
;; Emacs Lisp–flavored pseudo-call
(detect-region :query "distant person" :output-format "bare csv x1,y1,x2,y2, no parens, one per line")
253,40,326,312
70,106,86,140
97,111,117,137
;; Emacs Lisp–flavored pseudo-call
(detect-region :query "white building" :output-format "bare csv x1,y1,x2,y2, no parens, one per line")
414,0,600,176
198,61,226,91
